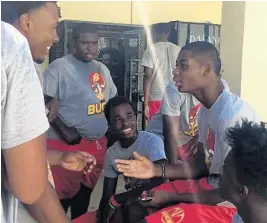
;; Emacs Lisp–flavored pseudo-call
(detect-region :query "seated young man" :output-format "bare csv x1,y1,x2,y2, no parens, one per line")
219,120,267,223
115,42,261,222
98,96,167,223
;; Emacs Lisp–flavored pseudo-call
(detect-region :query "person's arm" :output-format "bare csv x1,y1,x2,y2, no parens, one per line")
141,48,154,120
166,189,224,206
115,144,208,181
163,115,180,164
144,67,153,108
161,86,184,164
102,64,117,99
98,177,118,223
23,182,70,223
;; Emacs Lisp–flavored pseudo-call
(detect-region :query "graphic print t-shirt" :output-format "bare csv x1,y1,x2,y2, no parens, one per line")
198,89,261,177
43,55,117,140
104,131,166,189
147,82,201,147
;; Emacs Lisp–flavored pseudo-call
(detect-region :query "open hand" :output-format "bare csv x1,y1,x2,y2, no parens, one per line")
115,152,155,179
61,151,96,174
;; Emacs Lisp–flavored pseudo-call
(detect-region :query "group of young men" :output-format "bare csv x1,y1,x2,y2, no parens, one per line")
1,1,267,223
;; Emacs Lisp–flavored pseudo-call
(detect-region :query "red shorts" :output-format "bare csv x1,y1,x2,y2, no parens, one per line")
148,100,162,120
47,137,107,199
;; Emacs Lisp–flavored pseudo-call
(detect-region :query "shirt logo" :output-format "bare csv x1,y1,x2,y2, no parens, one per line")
205,126,215,169
183,104,202,137
89,72,106,101
161,207,185,223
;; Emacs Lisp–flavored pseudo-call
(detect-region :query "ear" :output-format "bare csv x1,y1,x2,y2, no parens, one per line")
19,14,31,33
203,62,212,76
238,185,249,199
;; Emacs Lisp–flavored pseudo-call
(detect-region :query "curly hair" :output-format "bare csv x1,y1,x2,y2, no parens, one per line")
226,119,267,200
104,96,134,123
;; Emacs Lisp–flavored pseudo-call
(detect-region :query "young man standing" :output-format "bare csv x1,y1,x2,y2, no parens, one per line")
141,23,181,120
1,2,97,223
98,96,167,223
219,120,267,223
115,41,261,222
43,23,117,219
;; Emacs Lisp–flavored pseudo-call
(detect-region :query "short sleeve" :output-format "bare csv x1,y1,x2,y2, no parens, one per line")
198,108,207,143
161,85,185,116
146,135,167,162
101,63,117,99
1,41,49,149
141,48,154,69
103,150,119,178
43,61,59,99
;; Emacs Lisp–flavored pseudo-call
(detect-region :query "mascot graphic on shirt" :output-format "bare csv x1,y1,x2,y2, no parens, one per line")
183,104,202,137
160,207,185,223
89,72,106,101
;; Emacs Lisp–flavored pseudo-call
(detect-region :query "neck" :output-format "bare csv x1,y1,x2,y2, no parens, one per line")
192,77,224,109
119,132,138,148
239,202,267,223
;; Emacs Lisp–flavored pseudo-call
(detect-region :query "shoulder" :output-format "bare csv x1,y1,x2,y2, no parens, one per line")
139,131,163,144
164,83,186,100
218,92,260,131
168,42,181,50
48,55,71,68
1,22,30,66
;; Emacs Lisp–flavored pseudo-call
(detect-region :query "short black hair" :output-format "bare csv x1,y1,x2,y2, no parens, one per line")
151,22,170,34
226,120,267,200
181,41,221,76
1,1,59,24
104,96,134,123
72,23,98,41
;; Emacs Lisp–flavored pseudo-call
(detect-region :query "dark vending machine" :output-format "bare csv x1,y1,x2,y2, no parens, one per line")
168,21,221,50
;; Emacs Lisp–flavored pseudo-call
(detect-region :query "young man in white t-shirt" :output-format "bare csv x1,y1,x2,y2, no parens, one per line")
141,23,181,120
1,2,96,223
98,96,167,223
115,41,261,223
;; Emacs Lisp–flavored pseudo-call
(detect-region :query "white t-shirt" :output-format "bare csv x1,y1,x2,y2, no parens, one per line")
141,42,181,101
1,22,49,223
198,89,261,177
147,82,201,147
104,131,166,189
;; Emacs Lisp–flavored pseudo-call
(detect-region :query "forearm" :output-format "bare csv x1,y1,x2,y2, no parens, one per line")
114,177,164,204
47,150,63,166
164,134,178,164
154,153,208,180
144,76,152,106
24,182,70,223
169,189,224,206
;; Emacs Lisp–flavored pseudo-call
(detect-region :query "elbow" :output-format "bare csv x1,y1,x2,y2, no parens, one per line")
10,180,47,205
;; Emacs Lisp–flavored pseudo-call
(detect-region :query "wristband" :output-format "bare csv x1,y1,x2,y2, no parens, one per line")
159,163,166,179
109,195,121,209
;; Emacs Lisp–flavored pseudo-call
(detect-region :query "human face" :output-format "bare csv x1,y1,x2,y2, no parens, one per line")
21,2,60,63
173,50,207,93
110,103,137,140
74,32,99,62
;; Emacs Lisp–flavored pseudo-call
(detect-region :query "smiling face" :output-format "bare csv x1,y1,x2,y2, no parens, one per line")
109,103,137,140
20,2,60,64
